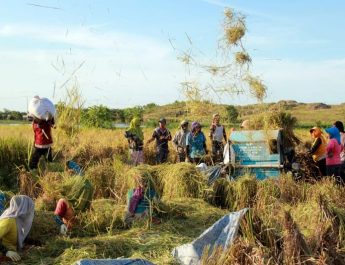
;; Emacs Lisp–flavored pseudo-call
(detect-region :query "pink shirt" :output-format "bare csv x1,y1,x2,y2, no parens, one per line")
326,138,343,166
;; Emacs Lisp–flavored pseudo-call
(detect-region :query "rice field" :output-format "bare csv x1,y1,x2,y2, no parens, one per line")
1,124,345,264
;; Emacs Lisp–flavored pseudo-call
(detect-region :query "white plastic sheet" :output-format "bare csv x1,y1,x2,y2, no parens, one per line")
223,142,235,165
172,208,248,265
28,96,56,120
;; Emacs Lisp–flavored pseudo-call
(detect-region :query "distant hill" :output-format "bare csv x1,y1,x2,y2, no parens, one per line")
143,100,345,127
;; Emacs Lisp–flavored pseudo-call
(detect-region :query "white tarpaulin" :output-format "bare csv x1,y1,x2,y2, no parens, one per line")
28,96,56,120
172,208,248,265
223,142,235,165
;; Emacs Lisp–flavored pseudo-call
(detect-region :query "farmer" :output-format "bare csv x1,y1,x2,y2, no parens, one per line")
325,126,343,182
333,121,345,173
125,117,144,165
172,120,190,162
308,127,327,176
0,195,34,262
125,172,158,227
147,118,172,164
186,122,207,164
54,176,93,235
209,114,227,163
29,116,55,169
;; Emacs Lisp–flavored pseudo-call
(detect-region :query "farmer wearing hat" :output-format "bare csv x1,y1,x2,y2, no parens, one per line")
125,117,144,165
209,114,227,163
172,120,190,162
147,118,172,164
308,127,327,176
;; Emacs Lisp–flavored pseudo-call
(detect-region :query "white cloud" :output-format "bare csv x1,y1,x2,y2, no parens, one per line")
0,24,185,110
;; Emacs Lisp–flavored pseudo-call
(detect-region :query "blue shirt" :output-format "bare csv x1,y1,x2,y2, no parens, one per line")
186,132,206,158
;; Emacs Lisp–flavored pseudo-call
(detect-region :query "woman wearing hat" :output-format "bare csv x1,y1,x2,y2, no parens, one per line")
172,120,190,162
308,127,327,176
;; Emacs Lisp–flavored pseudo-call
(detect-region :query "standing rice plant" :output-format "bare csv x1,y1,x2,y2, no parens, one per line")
279,174,308,205
282,211,312,264
18,168,41,198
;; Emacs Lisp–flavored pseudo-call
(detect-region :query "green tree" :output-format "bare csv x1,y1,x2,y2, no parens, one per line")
123,106,143,123
226,105,239,123
81,105,113,128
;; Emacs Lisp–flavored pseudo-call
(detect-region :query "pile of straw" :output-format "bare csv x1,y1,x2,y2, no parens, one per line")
235,52,251,65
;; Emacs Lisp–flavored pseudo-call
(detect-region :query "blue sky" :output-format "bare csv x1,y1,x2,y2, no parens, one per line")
0,0,344,111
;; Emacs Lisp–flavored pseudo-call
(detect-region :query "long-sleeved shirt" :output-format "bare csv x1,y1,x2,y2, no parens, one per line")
0,218,17,251
326,138,343,166
172,129,189,151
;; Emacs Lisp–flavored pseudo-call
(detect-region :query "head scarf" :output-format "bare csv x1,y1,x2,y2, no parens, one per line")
334,121,345,133
326,126,341,145
191,121,201,134
127,117,144,141
0,195,34,249
310,127,322,138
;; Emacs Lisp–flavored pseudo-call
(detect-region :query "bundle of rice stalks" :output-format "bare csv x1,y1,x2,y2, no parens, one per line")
28,210,59,243
85,162,115,198
282,211,311,264
38,171,65,200
127,164,163,199
78,199,125,236
155,163,207,199
245,75,267,102
292,152,322,182
234,175,258,209
235,52,251,65
205,178,235,210
224,25,245,46
18,169,41,198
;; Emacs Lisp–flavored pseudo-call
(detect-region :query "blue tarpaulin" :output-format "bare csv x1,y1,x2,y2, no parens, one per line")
172,208,248,265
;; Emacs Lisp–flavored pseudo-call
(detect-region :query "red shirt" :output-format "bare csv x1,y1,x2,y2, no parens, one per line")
33,121,53,147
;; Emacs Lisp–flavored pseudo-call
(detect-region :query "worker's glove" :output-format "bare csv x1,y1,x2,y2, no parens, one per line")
6,251,21,261
60,224,68,235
